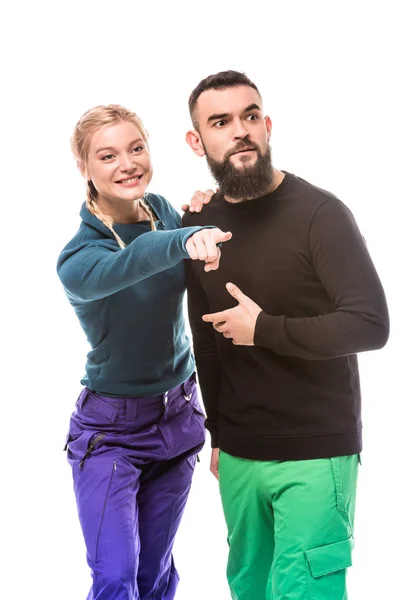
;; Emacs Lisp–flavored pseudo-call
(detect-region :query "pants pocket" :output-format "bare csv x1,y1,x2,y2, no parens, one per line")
305,537,353,600
330,455,358,516
64,428,105,468
191,401,206,418
189,387,206,419
330,457,346,513
78,390,120,424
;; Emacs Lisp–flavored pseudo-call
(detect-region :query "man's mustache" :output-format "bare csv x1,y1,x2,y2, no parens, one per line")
225,139,259,160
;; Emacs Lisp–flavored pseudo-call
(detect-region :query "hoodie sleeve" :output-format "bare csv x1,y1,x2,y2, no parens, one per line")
57,226,207,302
254,199,390,358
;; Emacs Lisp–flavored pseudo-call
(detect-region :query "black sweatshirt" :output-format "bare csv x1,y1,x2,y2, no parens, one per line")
183,172,389,461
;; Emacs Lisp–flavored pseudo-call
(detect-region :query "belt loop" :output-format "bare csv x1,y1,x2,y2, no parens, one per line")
126,398,138,421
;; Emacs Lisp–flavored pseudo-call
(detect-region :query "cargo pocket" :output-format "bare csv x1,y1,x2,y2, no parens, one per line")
64,429,105,467
63,425,81,456
63,432,72,452
305,537,353,600
78,432,106,468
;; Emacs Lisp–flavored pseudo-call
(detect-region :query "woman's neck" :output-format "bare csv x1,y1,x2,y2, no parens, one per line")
96,196,149,224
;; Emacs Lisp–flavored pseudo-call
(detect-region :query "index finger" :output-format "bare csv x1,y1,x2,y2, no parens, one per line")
202,310,229,323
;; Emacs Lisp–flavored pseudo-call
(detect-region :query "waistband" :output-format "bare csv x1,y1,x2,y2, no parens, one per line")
76,372,197,422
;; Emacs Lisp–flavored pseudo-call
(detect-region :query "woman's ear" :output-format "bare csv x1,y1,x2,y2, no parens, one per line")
77,161,88,179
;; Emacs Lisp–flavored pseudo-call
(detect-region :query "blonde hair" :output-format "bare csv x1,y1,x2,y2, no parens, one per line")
71,104,156,248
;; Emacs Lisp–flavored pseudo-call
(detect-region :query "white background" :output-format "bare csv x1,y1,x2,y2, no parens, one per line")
2,1,399,598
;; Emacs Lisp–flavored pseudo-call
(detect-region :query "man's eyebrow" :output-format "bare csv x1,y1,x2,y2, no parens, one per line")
207,112,229,124
244,103,261,113
207,104,261,124
95,139,143,154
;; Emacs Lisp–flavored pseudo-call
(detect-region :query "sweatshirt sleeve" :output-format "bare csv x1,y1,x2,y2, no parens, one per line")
185,260,222,447
254,199,390,359
57,226,206,302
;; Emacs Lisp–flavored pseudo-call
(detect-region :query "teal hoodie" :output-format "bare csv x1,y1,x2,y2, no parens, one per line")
57,193,207,397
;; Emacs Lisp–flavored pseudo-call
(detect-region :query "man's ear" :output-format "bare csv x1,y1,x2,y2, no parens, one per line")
186,130,206,157
264,115,272,140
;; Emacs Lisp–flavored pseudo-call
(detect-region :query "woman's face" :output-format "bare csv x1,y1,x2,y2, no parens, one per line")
84,120,152,204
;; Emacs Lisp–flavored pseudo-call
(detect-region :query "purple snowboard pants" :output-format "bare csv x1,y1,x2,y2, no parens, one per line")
64,373,206,600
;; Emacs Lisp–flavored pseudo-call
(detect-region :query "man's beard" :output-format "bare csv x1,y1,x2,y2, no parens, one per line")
205,139,273,200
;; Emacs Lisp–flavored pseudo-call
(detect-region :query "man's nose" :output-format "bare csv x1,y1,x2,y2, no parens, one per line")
232,119,249,140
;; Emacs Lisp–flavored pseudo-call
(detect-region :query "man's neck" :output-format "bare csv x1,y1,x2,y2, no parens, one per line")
224,168,285,204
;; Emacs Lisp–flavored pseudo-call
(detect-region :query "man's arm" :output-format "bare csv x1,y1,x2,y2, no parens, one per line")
204,199,389,359
185,259,222,446
255,198,389,358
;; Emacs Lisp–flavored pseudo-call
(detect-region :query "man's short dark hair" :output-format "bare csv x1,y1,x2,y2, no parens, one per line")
188,70,260,129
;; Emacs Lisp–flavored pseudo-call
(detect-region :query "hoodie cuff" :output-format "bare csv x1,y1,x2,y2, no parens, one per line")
254,311,285,351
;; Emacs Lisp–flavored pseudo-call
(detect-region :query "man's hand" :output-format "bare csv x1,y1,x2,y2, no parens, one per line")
182,189,217,213
202,283,263,345
210,447,220,480
186,229,232,271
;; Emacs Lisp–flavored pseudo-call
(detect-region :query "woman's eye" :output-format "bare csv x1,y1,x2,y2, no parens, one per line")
101,154,114,161
132,145,144,153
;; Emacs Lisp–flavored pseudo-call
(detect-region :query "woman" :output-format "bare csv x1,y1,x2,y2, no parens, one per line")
57,104,230,600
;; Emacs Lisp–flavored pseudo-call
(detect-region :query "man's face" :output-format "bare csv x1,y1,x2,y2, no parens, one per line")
192,85,273,199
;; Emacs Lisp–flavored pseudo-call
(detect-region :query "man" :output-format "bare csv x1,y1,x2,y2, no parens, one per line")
182,70,389,599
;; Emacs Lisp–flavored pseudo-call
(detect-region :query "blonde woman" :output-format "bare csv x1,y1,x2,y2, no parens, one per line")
57,105,231,600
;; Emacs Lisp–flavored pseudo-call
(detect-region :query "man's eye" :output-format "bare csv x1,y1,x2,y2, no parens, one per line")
215,120,227,128
247,114,258,121
101,154,114,161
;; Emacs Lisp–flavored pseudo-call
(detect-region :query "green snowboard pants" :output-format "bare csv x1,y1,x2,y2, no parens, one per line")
219,451,359,599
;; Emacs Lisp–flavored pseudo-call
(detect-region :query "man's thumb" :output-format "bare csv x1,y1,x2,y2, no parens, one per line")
226,282,245,303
